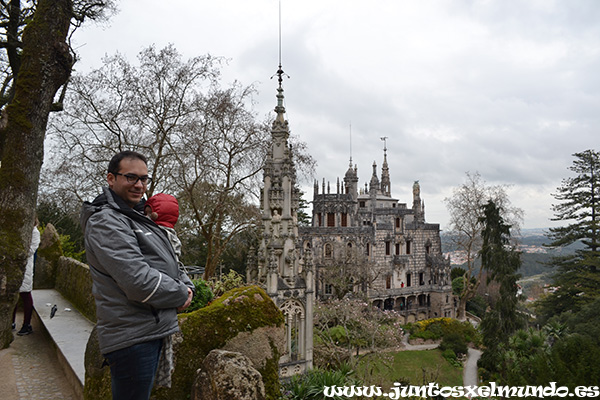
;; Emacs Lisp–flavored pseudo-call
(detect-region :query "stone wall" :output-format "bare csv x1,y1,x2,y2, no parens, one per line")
55,257,96,322
33,223,96,322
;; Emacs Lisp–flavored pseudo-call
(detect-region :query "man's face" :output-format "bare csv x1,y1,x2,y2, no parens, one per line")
107,157,148,208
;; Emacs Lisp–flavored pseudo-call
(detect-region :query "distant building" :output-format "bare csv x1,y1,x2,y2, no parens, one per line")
299,146,456,323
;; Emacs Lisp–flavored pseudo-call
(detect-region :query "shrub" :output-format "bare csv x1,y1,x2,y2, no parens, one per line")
185,279,214,313
282,367,360,400
210,270,244,296
441,348,461,368
440,332,468,356
408,317,481,347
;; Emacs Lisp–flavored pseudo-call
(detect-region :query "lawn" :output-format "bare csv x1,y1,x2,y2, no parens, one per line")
355,349,464,389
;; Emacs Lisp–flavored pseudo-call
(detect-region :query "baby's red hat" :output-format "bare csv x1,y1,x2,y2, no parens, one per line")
145,193,179,229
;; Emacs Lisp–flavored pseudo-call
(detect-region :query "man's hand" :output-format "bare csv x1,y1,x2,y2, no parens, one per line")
177,287,193,312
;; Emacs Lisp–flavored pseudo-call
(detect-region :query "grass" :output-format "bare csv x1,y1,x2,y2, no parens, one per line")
354,349,464,389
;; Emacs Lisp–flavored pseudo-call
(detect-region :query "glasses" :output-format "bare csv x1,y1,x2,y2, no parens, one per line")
112,172,152,185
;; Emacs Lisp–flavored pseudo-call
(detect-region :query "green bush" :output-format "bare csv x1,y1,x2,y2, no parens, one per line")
210,270,245,296
407,317,481,347
442,348,457,361
439,332,468,356
185,279,214,313
282,367,360,400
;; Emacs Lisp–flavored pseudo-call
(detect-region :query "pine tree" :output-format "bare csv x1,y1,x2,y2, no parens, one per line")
478,200,525,380
539,149,600,320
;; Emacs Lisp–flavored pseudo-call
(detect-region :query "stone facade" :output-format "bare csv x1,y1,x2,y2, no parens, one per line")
299,147,455,323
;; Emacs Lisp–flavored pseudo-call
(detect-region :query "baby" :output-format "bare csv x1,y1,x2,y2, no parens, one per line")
143,192,185,388
144,193,182,260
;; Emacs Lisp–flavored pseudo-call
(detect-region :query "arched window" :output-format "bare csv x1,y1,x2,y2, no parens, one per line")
324,243,332,259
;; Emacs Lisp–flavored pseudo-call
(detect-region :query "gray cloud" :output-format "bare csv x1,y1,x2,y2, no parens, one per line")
69,0,600,229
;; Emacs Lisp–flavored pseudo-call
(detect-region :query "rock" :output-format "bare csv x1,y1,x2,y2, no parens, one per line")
34,223,62,289
83,327,112,400
152,285,284,400
191,350,266,400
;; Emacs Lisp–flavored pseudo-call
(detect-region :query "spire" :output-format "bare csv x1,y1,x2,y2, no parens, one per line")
349,122,353,169
380,137,391,196
274,64,288,124
272,0,290,129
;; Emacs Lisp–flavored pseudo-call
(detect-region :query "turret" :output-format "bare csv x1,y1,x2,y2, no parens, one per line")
380,137,391,196
413,180,424,223
344,158,359,200
369,161,380,195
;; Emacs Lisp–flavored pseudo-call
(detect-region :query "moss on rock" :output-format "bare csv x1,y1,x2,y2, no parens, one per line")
153,285,284,400
83,327,111,400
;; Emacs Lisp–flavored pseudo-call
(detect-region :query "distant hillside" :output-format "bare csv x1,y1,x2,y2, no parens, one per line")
441,229,581,278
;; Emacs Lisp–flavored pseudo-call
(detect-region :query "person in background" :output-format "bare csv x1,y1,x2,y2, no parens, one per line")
12,218,41,336
80,150,194,399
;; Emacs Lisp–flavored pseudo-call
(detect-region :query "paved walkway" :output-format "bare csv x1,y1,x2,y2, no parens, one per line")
463,348,481,387
0,311,79,400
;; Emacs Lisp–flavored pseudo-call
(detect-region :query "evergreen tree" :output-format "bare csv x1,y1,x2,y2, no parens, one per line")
538,149,600,320
478,200,525,380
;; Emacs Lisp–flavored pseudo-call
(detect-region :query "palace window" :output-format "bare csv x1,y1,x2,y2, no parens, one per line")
406,240,411,255
324,243,332,259
327,213,335,227
341,213,348,227
385,241,391,256
406,272,412,287
395,243,400,255
325,284,333,295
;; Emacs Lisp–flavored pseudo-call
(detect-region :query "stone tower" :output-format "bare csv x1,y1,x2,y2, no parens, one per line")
247,66,314,378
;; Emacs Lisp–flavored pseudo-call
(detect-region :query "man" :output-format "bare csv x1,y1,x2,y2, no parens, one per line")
81,151,194,399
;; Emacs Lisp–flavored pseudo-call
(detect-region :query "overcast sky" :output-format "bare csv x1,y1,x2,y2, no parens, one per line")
70,0,600,230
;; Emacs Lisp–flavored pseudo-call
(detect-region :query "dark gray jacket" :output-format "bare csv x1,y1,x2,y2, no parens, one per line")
80,187,193,354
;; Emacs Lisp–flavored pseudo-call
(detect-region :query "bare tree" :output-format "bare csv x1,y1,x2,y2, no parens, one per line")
43,45,315,280
170,82,271,278
444,171,523,319
317,243,378,300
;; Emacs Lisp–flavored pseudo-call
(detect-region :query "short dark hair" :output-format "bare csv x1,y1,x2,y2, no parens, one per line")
108,151,148,174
